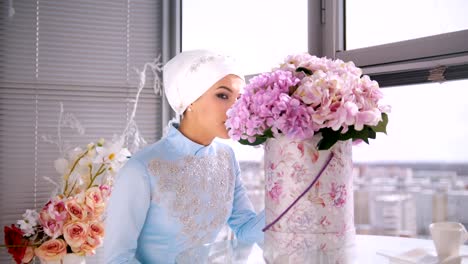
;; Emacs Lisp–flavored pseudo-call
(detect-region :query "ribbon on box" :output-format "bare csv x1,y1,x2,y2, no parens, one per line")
262,152,335,232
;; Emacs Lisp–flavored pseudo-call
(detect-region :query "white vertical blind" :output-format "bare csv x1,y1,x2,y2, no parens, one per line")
0,0,162,263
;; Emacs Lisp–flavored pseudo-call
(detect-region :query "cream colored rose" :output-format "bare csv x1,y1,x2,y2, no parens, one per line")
22,246,34,263
63,221,88,252
88,222,104,247
80,242,97,256
77,221,105,256
34,239,67,262
89,222,105,238
85,187,105,217
65,199,87,221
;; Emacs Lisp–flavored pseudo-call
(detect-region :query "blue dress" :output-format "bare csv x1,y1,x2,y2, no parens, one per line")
104,123,265,263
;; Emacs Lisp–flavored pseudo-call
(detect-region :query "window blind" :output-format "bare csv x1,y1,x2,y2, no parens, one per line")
369,63,468,87
0,0,162,263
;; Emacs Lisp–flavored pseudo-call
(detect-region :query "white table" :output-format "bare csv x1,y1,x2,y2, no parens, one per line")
354,235,468,263
176,235,468,263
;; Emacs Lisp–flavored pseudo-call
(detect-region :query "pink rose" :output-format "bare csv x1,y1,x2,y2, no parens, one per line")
39,210,63,239
88,222,105,239
46,197,68,222
85,222,104,251
65,199,87,221
39,198,69,239
99,185,111,200
63,222,88,252
85,187,105,217
34,239,67,262
80,243,97,256
79,222,105,256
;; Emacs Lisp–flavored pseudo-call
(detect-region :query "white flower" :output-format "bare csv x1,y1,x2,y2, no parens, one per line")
54,158,69,175
17,209,39,237
95,139,130,172
24,209,39,221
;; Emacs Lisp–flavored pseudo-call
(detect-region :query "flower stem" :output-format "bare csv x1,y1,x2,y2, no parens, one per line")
0,243,40,248
63,149,90,195
67,180,78,197
87,163,106,189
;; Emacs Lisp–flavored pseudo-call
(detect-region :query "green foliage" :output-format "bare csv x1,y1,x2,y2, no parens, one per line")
296,67,313,75
317,113,388,150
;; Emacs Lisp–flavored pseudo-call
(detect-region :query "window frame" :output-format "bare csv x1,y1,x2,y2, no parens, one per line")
318,0,468,87
162,0,182,126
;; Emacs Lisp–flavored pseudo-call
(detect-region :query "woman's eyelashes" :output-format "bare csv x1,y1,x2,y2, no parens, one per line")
216,93,229,100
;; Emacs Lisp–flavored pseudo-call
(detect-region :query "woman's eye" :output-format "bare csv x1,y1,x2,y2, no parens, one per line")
217,93,229,100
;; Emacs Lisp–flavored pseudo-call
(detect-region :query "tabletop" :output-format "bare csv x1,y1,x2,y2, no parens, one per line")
176,235,468,264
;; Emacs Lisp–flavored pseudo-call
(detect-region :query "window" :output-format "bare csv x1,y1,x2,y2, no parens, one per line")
353,80,468,163
346,0,468,50
0,1,162,262
182,0,308,75
322,0,468,84
353,79,468,237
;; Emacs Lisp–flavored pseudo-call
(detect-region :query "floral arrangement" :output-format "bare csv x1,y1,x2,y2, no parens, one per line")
3,138,130,263
226,53,390,150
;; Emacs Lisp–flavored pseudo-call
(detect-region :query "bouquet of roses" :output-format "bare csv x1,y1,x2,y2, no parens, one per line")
3,138,130,263
226,53,390,150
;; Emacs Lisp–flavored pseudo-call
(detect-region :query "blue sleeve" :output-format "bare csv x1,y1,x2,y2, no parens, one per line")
104,158,151,264
226,148,265,244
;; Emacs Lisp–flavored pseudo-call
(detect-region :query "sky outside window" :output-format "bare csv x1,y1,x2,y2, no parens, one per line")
182,0,308,75
346,0,468,50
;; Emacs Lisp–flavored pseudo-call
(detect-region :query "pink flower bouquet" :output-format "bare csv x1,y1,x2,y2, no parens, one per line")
226,53,390,150
3,139,130,264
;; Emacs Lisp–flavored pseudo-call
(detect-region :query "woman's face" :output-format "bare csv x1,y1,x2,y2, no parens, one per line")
190,74,243,139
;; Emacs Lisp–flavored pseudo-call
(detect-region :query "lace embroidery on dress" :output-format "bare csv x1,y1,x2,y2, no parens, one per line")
148,150,235,246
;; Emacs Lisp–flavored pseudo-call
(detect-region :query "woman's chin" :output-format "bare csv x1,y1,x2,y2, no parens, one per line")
217,129,230,139
217,134,230,140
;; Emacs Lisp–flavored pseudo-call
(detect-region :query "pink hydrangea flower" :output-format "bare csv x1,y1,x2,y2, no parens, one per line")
226,53,390,148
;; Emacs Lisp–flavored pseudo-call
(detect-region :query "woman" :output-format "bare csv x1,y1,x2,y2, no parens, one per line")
104,50,265,263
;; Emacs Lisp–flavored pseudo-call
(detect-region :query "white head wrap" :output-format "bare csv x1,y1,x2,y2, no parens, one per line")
163,49,244,116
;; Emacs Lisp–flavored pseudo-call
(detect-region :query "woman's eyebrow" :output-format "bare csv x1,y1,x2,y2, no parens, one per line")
217,86,233,93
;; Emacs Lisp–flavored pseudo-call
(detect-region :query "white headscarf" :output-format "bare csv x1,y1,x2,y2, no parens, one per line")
163,49,244,116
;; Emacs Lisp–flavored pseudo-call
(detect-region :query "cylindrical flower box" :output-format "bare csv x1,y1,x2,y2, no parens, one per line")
263,134,356,263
